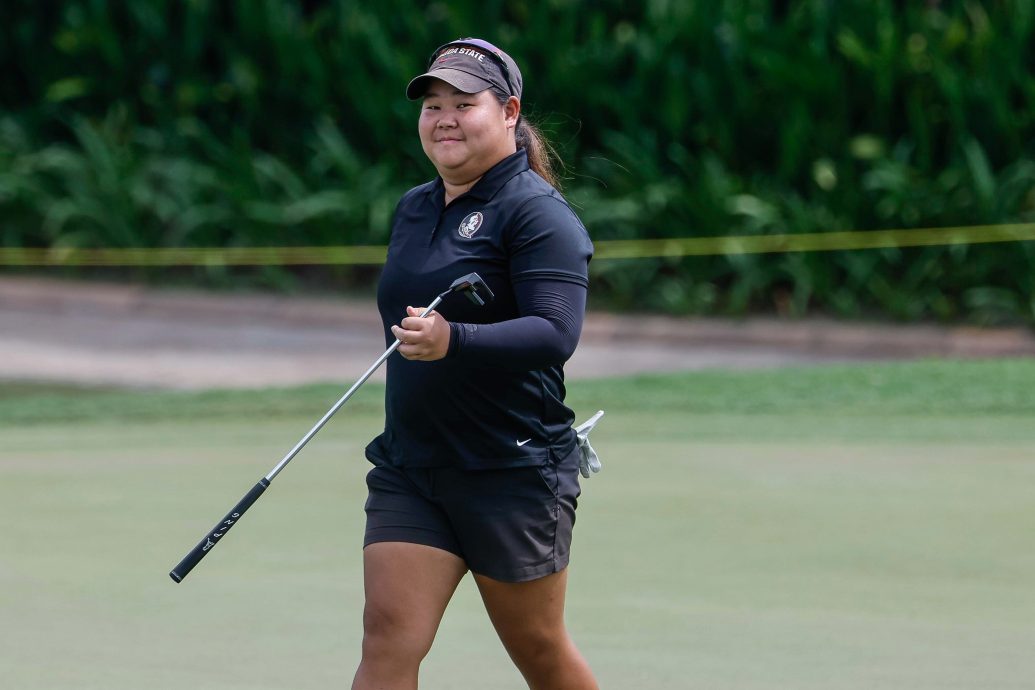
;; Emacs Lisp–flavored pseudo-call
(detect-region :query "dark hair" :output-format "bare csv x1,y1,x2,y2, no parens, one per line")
489,87,562,189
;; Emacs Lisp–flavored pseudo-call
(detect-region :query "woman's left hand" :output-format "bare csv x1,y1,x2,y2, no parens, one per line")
392,306,451,361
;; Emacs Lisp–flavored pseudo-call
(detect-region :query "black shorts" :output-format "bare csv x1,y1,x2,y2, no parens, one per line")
363,446,582,582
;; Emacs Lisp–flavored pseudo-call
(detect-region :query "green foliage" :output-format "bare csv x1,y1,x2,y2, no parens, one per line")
2,1,1035,321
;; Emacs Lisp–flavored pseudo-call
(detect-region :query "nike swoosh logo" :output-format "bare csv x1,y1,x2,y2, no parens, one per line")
516,438,532,447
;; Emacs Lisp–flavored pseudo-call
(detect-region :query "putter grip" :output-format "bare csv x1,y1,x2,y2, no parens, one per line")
169,478,270,583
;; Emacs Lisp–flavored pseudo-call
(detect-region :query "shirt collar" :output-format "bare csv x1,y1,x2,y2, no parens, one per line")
425,149,529,206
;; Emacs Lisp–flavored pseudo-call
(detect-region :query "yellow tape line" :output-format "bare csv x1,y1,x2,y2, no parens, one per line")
0,245,389,267
2,223,1034,266
594,223,1035,259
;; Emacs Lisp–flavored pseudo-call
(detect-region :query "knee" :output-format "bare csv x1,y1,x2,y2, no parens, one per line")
360,602,434,664
500,623,568,672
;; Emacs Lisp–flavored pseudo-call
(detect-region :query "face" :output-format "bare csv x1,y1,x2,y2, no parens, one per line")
419,79,520,182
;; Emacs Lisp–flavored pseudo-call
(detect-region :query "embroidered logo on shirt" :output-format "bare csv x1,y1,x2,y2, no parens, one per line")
458,211,484,239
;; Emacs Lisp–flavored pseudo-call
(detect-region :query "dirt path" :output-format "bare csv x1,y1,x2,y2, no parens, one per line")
3,276,1034,390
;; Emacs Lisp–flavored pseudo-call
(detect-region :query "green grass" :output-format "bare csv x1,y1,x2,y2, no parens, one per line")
2,359,1035,688
6,357,1035,423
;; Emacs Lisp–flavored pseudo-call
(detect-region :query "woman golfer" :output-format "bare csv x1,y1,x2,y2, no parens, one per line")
353,38,598,689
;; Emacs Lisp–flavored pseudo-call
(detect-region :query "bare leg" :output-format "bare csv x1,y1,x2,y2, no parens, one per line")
474,569,598,690
352,542,468,690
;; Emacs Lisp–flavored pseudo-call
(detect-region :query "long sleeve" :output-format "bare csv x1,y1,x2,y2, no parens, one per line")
447,279,586,370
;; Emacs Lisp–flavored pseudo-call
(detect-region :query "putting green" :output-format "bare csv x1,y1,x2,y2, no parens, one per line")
2,360,1035,688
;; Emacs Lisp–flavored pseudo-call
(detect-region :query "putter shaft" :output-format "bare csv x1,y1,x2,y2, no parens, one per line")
265,294,443,482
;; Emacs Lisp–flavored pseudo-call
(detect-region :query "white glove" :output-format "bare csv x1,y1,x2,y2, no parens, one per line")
573,410,605,478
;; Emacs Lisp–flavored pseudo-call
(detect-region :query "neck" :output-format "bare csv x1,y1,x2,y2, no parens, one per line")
438,144,518,204
442,176,480,205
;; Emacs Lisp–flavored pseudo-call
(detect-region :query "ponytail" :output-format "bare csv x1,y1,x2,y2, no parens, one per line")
516,118,561,189
491,87,563,189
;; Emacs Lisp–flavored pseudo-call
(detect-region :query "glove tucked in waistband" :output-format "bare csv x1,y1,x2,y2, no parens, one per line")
573,410,605,479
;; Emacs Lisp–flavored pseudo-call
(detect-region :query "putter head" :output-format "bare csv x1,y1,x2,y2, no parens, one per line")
448,272,495,306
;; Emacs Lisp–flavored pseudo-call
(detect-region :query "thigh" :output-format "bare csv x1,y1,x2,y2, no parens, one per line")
473,568,569,642
475,569,599,690
361,542,468,646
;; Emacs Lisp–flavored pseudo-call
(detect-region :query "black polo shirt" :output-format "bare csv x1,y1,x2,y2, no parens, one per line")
365,149,593,470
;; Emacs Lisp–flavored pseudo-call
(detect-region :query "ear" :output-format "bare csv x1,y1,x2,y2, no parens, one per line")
504,96,521,129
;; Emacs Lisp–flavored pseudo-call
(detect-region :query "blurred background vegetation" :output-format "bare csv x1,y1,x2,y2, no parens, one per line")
2,0,1034,322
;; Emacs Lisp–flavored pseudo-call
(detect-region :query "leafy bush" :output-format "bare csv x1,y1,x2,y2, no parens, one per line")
2,1,1035,321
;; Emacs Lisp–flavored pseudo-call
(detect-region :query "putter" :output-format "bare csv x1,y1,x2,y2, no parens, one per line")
169,272,494,582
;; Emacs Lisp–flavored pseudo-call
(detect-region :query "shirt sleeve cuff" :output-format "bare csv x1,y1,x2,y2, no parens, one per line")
447,321,464,357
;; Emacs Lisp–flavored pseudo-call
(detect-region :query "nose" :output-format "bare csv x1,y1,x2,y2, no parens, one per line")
435,109,458,127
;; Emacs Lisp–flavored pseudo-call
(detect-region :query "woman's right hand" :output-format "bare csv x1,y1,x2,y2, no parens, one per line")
392,306,451,361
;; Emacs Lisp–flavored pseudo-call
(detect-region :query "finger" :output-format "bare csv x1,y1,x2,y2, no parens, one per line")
395,338,420,358
400,341,434,361
401,314,433,332
392,325,419,344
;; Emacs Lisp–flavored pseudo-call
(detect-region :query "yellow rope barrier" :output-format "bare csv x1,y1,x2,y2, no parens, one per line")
0,245,389,267
593,223,1035,259
2,223,1034,267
